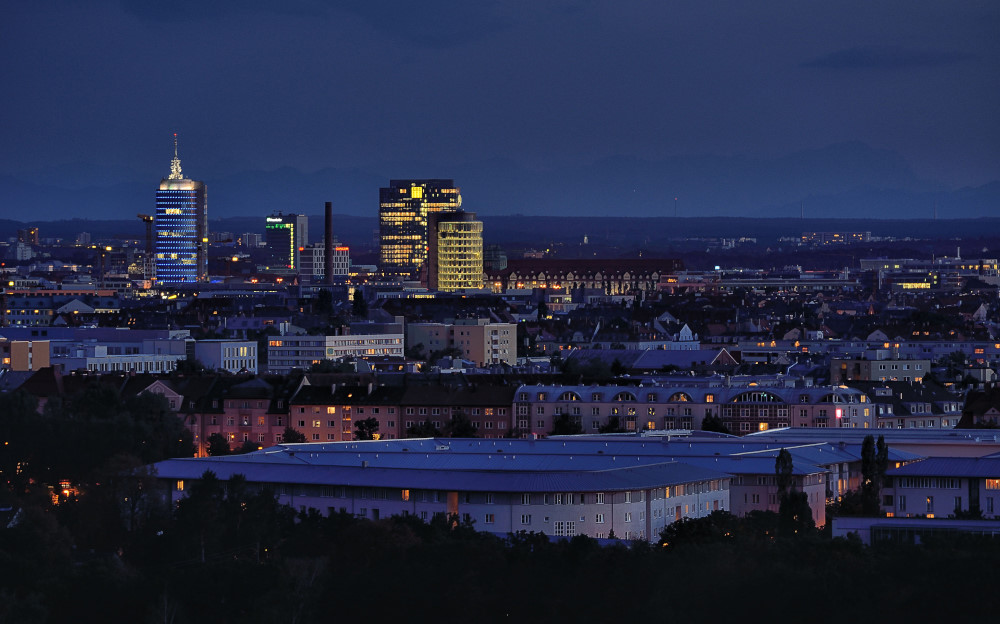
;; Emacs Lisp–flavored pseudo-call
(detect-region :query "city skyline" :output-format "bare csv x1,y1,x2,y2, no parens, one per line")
4,1,1000,608
1,2,997,220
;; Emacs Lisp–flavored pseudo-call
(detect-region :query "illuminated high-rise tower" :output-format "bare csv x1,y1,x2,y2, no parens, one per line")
379,179,461,278
264,212,308,270
427,211,483,291
155,134,207,284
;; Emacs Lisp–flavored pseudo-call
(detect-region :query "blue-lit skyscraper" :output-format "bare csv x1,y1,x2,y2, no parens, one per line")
155,135,207,284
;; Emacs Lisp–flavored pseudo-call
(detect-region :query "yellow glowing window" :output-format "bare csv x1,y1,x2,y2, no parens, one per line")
410,186,423,199
177,480,184,491
758,423,769,431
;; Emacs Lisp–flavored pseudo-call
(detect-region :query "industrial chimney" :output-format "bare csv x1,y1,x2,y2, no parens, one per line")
324,201,334,284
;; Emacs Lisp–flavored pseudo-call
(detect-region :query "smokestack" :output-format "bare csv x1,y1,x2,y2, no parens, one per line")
324,201,334,285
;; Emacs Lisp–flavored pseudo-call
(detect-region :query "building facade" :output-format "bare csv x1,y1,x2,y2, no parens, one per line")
0,338,50,371
407,319,516,366
265,212,309,271
513,383,875,437
488,258,683,296
153,438,733,542
881,457,1000,520
155,136,207,284
830,356,931,384
379,179,461,279
427,211,483,291
299,242,351,281
266,332,405,374
193,340,259,374
1,289,120,327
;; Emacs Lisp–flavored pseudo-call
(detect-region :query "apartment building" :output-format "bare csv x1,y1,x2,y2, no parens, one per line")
881,457,1000,519
513,383,875,437
194,339,259,374
407,319,516,366
267,332,404,374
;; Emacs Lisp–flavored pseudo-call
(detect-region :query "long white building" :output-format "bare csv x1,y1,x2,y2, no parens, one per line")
151,433,925,540
267,332,404,374
154,437,732,542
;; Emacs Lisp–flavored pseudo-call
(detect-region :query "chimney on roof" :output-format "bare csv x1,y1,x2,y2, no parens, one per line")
324,201,334,285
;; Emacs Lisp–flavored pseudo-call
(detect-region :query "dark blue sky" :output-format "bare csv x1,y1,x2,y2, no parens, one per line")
2,1,998,216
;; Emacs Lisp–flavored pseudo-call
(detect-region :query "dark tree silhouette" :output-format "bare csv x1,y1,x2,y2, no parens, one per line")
282,427,306,444
550,413,583,436
702,414,729,434
354,417,380,440
207,433,231,456
406,418,441,438
443,412,478,438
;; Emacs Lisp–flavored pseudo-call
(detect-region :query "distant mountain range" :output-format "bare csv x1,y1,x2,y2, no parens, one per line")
1,142,996,220
6,214,1000,255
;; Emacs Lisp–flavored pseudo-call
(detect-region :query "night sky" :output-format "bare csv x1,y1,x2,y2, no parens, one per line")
2,1,998,218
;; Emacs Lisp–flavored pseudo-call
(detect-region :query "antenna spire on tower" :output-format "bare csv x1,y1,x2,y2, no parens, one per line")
168,132,183,180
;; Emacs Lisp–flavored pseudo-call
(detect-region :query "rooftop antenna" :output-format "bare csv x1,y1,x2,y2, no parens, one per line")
168,132,183,180
674,197,678,218
800,201,804,220
934,198,938,220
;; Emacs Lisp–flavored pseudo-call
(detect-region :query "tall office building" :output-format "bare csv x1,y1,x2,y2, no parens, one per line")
264,212,308,270
427,211,483,291
155,135,207,284
379,179,461,278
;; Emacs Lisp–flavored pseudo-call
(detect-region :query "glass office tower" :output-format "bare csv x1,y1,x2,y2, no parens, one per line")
379,179,461,279
264,212,309,270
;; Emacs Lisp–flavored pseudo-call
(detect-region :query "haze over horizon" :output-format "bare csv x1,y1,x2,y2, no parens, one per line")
2,1,997,220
